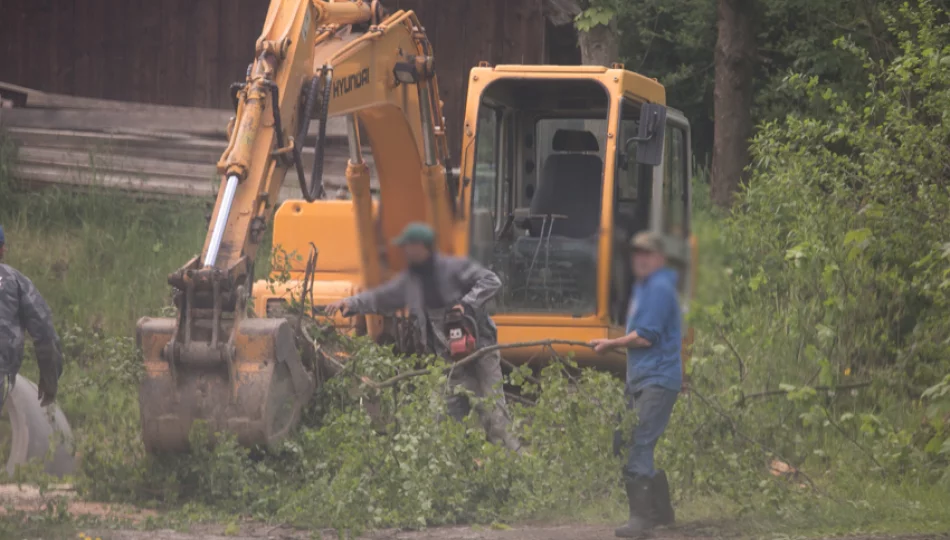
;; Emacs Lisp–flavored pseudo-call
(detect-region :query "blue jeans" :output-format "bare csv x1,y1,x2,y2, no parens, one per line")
625,385,678,478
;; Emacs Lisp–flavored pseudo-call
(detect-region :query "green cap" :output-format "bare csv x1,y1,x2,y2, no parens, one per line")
392,222,435,247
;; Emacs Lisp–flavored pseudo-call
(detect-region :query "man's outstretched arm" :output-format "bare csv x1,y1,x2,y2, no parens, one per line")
326,273,408,316
15,271,63,405
590,285,672,354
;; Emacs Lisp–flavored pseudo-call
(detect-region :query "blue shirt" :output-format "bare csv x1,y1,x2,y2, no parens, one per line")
625,267,682,393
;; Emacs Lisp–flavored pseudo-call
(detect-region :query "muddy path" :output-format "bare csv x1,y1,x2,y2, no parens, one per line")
3,484,948,540
90,525,950,540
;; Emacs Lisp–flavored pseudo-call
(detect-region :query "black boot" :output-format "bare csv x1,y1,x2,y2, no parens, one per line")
651,469,675,527
615,475,654,538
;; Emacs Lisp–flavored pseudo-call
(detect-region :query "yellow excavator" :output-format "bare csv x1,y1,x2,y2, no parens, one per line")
136,0,697,454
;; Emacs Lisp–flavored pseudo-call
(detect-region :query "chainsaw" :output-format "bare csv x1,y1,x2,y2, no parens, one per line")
444,308,478,360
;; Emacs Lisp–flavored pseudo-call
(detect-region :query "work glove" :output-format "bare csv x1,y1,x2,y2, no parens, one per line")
34,341,63,407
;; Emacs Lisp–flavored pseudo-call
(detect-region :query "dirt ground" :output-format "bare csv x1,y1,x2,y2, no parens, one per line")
3,484,949,540
88,525,950,540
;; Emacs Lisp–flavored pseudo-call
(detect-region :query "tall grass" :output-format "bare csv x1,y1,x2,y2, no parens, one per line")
0,137,208,334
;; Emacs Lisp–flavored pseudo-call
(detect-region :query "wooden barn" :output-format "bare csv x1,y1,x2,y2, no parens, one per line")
0,0,577,154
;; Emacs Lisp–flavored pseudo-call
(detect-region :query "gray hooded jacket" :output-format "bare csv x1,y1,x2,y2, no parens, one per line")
345,255,501,351
0,263,63,379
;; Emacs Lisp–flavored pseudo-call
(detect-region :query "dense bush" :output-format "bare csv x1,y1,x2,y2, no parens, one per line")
691,0,950,482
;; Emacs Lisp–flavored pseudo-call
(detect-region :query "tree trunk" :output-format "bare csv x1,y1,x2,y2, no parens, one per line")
577,19,620,66
542,0,619,67
711,0,756,209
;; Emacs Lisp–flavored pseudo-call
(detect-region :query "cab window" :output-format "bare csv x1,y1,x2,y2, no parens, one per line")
663,126,688,238
468,79,609,316
610,98,656,325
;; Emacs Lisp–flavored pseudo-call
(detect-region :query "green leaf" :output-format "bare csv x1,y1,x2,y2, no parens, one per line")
843,228,872,246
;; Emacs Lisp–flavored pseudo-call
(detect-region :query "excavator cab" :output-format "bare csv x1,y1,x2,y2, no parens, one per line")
459,66,696,371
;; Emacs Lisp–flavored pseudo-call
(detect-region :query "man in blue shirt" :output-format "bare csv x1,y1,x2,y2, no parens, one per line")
591,231,681,538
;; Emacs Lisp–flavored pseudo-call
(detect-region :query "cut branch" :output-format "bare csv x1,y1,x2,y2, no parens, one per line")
822,406,887,478
690,388,829,498
373,339,594,389
718,329,746,381
744,382,871,401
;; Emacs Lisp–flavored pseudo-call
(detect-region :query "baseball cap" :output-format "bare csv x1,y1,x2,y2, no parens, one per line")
392,222,435,247
630,231,664,253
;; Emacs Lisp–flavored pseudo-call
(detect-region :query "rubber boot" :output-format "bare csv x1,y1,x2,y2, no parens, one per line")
615,475,654,538
651,469,675,526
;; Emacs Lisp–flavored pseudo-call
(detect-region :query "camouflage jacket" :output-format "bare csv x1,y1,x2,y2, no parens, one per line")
345,255,501,350
0,263,62,377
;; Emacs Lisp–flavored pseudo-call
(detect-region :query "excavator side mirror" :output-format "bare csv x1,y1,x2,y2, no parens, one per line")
624,103,667,167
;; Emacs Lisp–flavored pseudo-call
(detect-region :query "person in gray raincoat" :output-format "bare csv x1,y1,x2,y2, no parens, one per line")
326,222,521,452
0,224,63,409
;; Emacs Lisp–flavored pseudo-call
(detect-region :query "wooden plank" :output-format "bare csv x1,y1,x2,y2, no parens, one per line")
7,127,374,178
0,107,350,139
16,146,221,182
8,128,228,164
1,107,233,136
15,162,357,201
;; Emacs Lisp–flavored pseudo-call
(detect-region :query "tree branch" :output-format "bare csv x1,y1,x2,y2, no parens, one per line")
365,340,595,390
690,388,829,498
744,382,871,401
718,328,746,381
821,406,887,478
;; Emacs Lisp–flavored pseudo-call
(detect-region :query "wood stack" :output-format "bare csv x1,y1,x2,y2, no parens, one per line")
0,81,376,203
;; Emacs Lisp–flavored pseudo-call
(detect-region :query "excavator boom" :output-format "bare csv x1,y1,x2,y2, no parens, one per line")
137,0,454,453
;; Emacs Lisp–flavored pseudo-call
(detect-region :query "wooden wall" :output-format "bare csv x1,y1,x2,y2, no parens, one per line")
391,0,546,155
0,0,547,154
0,0,266,108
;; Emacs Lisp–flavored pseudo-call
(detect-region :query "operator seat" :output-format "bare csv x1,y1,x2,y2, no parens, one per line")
515,129,603,258
528,129,604,238
512,129,603,311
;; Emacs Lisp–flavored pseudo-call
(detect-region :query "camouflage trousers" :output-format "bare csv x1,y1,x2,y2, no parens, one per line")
423,309,521,452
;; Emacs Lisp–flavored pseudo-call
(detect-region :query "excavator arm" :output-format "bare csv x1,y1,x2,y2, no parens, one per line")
136,0,456,454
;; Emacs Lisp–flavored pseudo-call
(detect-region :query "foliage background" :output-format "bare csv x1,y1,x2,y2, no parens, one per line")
1,0,950,536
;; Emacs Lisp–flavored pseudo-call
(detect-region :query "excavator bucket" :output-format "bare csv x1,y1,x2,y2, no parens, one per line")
136,316,314,454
